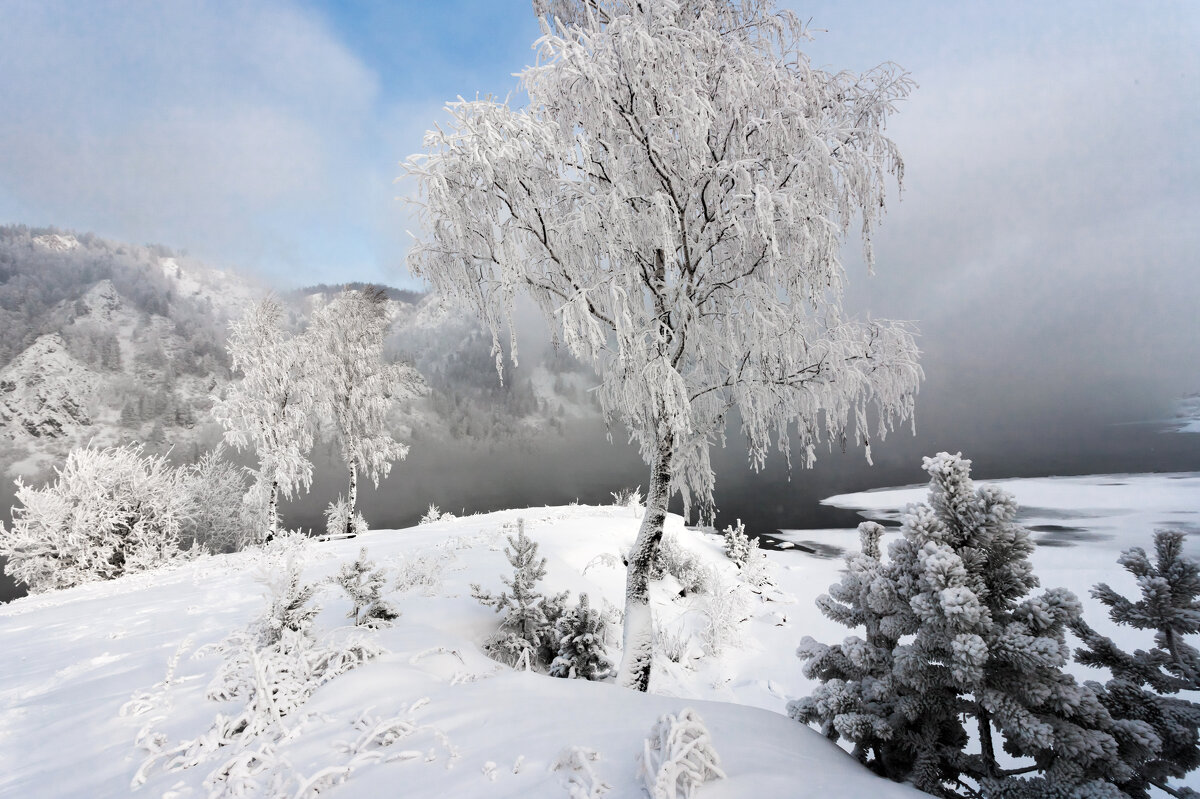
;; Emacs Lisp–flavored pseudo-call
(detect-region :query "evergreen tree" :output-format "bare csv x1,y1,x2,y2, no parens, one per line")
334,547,399,628
471,520,568,670
792,453,1124,797
1072,530,1200,798
550,593,614,681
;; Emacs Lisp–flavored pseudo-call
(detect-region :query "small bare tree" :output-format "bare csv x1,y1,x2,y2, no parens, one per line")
405,0,921,690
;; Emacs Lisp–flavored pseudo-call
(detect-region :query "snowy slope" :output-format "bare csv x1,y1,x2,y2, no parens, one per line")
0,333,99,441
0,505,921,799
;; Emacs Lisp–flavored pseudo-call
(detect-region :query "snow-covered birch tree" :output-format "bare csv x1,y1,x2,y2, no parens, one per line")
211,298,316,543
308,287,424,536
404,0,922,691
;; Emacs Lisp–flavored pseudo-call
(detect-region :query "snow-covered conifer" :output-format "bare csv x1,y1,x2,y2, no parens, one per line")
334,547,399,628
405,0,922,691
308,287,424,536
1072,530,1200,798
211,298,316,543
550,593,615,681
722,520,751,566
793,453,1124,796
0,443,194,593
471,520,568,670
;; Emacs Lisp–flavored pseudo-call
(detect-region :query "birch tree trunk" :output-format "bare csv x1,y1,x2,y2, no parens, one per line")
617,431,675,692
346,462,358,536
266,479,279,543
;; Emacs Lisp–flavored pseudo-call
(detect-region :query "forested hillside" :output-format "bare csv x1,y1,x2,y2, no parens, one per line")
0,225,597,481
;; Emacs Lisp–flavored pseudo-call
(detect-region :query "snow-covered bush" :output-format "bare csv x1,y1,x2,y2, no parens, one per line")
471,520,568,670
334,547,399,628
419,503,455,525
552,746,612,799
394,551,445,596
133,552,382,796
699,570,750,658
1072,530,1200,798
550,593,615,681
325,495,368,538
0,443,195,593
791,452,1124,797
739,536,777,594
180,446,255,554
722,519,751,565
651,533,713,596
610,486,643,511
637,708,725,799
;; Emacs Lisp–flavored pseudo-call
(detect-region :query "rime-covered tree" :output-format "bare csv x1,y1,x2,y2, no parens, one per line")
211,298,316,542
308,287,424,535
1072,530,1200,798
405,0,922,692
793,453,1123,797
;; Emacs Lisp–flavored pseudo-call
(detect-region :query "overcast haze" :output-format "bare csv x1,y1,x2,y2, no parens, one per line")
1,0,1197,489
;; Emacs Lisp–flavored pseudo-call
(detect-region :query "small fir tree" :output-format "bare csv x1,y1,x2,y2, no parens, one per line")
1072,530,1200,799
550,593,614,681
471,520,568,670
723,519,751,566
334,547,399,628
792,452,1124,797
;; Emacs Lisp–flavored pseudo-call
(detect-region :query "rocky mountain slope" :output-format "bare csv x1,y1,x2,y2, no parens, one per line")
0,226,597,482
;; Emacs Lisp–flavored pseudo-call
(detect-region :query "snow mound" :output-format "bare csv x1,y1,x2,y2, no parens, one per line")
0,505,920,798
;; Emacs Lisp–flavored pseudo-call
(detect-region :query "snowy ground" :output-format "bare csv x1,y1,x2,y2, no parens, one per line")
2,473,1198,798
0,505,920,799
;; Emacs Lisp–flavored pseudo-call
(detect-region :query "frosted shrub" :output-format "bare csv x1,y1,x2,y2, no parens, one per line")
325,495,368,538
334,547,398,628
394,551,444,595
610,486,643,510
180,446,255,554
0,443,195,593
699,570,750,658
419,503,454,524
739,537,776,593
471,520,568,670
550,593,615,681
722,520,751,565
792,452,1123,797
652,534,713,596
133,554,382,796
552,746,611,799
637,708,725,799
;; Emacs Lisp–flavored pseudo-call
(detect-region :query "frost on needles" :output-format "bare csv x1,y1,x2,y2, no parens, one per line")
792,452,1127,798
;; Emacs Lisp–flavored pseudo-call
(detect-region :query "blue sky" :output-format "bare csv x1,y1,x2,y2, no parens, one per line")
0,0,1197,417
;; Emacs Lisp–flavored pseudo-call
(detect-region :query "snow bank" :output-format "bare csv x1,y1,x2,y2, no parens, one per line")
0,504,919,798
